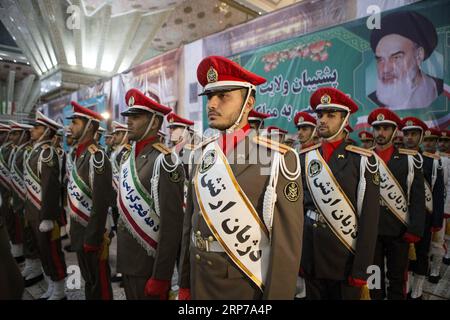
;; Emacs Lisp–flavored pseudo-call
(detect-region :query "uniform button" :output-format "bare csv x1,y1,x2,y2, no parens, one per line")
208,236,214,242
207,260,213,266
313,223,318,228
196,230,201,236
195,254,201,260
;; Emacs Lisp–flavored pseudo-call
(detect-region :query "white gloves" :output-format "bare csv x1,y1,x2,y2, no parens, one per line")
39,220,54,233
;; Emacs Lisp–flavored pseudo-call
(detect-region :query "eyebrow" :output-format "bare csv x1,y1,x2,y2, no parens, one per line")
375,51,405,60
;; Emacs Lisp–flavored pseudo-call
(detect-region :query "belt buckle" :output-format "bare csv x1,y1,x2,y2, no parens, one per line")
195,233,207,252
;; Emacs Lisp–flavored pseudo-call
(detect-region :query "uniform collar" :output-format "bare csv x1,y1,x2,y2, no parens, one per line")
219,124,251,156
375,144,395,163
76,139,94,158
135,135,157,156
321,138,344,162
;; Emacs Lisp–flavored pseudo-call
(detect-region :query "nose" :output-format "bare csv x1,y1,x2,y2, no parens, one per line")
207,95,219,110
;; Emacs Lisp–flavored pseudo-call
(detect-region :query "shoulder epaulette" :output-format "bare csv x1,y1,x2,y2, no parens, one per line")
252,136,291,155
88,144,100,154
345,145,374,157
399,148,418,156
184,143,196,150
193,136,219,151
422,151,440,160
153,143,171,155
299,143,321,155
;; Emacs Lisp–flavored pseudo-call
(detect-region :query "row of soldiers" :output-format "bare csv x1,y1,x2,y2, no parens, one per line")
1,55,449,300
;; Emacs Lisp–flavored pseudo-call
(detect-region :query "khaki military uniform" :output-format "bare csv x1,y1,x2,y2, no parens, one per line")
69,141,113,300
117,141,185,299
179,130,304,300
24,141,67,282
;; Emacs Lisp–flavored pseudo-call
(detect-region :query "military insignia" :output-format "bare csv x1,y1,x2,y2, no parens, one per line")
169,118,174,123
406,120,413,127
298,116,304,123
377,113,385,121
128,95,135,106
320,94,331,104
284,181,300,202
372,172,380,186
361,133,366,139
169,170,182,183
207,66,218,83
308,159,322,177
199,150,216,173
425,130,431,136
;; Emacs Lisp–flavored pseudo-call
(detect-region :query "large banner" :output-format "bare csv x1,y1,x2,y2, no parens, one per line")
203,0,449,136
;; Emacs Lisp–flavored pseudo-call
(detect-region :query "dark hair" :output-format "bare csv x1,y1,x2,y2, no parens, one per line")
79,117,100,133
240,88,256,100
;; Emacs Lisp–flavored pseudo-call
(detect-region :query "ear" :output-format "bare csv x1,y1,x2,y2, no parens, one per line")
150,115,161,130
416,46,425,63
244,95,255,114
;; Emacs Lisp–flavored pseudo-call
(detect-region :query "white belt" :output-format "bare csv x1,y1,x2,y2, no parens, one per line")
191,232,224,252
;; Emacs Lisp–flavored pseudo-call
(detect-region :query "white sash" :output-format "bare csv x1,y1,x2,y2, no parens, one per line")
24,153,42,210
118,146,160,256
67,165,93,227
0,145,12,189
10,145,27,200
194,142,270,290
305,149,358,253
374,154,409,225
425,180,433,213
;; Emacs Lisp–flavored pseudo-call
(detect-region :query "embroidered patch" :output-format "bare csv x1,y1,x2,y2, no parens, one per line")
372,172,380,186
284,181,300,202
169,170,182,183
199,150,216,173
308,159,322,178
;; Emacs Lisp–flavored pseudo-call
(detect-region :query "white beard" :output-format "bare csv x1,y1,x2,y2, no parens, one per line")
376,68,438,110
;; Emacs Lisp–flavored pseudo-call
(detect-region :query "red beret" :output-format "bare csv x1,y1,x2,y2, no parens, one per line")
310,87,358,114
248,109,271,122
266,126,288,134
294,112,316,127
67,101,103,122
368,108,401,127
358,130,374,141
197,56,266,95
122,88,172,116
167,113,194,127
400,116,428,132
112,121,127,133
424,127,441,138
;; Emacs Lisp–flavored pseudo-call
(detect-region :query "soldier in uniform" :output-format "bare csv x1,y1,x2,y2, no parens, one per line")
0,215,24,299
368,108,425,300
178,56,304,300
393,130,405,149
438,130,450,266
104,132,115,158
116,88,185,300
358,131,375,150
401,119,445,298
294,112,317,151
248,109,271,134
25,111,67,300
8,121,43,287
66,102,113,300
298,87,379,300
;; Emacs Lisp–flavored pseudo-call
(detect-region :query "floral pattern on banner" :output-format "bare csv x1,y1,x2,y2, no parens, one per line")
261,40,332,72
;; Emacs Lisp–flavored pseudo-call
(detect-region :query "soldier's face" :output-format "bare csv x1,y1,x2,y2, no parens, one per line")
112,131,125,145
422,137,438,153
403,129,421,149
126,113,154,141
9,131,21,145
373,124,395,145
297,126,314,144
30,125,46,141
169,126,185,143
361,140,374,149
206,90,247,130
69,118,87,140
316,111,345,138
438,139,450,152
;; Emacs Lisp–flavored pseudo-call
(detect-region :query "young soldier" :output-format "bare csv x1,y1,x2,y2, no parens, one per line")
299,87,380,300
369,108,425,300
117,89,185,300
24,111,67,300
358,131,375,150
67,102,113,300
178,56,304,300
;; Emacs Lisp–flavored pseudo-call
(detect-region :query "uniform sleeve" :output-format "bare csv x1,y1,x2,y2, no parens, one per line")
84,150,113,247
151,156,185,281
431,164,445,229
40,148,62,221
351,154,380,280
407,159,426,237
263,150,304,299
